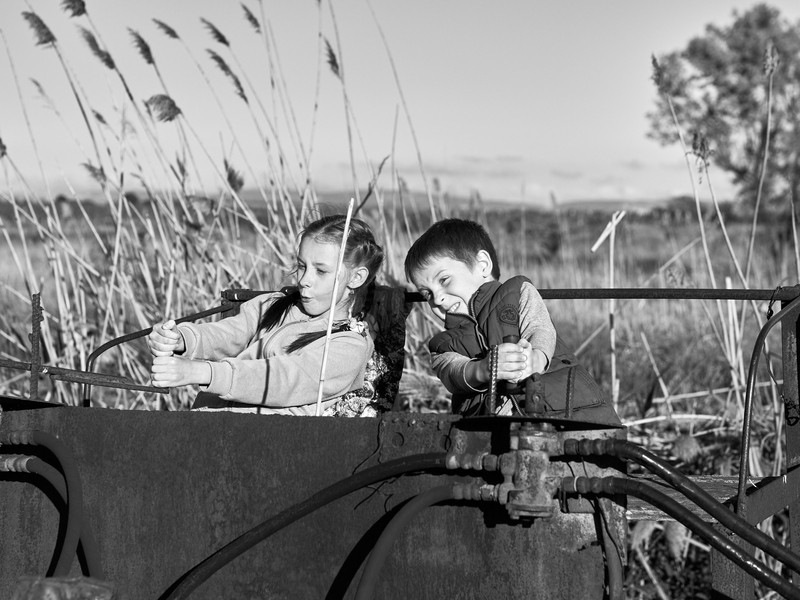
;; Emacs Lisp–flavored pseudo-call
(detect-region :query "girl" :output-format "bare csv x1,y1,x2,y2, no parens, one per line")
147,215,384,416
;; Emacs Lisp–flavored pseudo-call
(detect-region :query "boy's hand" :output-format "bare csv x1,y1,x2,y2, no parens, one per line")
510,339,547,384
151,356,211,388
467,340,549,389
148,320,185,357
489,341,531,383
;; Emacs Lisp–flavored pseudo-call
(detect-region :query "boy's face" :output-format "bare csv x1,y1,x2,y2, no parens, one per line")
410,252,493,321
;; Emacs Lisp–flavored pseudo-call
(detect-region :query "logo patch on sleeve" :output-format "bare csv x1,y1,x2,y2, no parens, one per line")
499,304,518,325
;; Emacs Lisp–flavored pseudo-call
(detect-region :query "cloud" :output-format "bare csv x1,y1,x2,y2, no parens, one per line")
661,159,688,171
590,174,620,186
621,159,646,171
422,155,533,181
550,168,582,180
594,183,642,200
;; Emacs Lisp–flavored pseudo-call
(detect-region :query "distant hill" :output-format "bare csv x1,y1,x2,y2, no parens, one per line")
310,189,674,215
550,198,670,214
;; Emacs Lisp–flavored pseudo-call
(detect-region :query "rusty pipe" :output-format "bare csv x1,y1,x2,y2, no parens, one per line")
565,476,800,600
564,437,800,575
159,452,449,600
737,293,800,515
354,485,457,600
0,430,85,577
0,454,102,579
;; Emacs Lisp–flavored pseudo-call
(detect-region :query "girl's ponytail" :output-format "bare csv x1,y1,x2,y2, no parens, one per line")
258,287,299,333
346,222,384,317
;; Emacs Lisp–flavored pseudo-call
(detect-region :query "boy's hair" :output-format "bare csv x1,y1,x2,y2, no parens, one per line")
404,218,500,282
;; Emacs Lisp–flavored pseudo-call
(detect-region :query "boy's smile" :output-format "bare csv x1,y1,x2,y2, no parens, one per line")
410,254,493,321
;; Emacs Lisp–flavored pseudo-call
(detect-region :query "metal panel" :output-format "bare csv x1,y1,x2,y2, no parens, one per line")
785,300,800,586
0,408,611,600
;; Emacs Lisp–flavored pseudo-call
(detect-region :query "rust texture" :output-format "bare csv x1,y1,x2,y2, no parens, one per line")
0,408,614,600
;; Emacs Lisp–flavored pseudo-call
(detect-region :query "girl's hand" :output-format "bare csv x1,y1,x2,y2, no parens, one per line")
151,356,211,388
147,320,185,357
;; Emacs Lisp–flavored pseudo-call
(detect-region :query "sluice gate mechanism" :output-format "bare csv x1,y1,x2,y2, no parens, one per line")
1,286,800,599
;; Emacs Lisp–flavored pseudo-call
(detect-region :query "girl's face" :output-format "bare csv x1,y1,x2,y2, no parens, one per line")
295,237,353,318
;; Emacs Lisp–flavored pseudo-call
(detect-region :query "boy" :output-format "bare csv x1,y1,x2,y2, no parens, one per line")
405,218,620,425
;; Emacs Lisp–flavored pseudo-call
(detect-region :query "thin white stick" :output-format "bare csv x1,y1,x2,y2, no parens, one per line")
609,218,618,409
591,210,625,412
315,198,355,416
625,414,724,428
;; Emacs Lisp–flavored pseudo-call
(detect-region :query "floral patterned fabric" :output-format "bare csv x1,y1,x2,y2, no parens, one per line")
323,285,412,418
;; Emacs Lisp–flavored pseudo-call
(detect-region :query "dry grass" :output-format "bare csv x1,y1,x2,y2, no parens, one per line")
0,6,796,598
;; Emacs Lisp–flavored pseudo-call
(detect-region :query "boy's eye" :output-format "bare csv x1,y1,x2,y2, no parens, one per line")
439,276,449,286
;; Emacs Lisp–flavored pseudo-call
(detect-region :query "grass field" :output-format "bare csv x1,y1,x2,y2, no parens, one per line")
1,2,798,596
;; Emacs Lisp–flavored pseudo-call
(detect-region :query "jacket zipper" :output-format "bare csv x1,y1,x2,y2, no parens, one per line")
467,296,489,353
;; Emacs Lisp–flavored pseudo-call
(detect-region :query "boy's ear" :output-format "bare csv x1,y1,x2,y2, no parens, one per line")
475,249,494,278
347,265,370,290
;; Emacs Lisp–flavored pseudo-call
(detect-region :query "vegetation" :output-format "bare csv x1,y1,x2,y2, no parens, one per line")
648,3,800,213
0,2,797,598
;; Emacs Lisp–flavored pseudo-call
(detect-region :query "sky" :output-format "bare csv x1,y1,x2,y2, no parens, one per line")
2,1,800,207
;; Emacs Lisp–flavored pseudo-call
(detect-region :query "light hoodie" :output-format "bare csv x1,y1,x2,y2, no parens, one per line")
177,293,374,415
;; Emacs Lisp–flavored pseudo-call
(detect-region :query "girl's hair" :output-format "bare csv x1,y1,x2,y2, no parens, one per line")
259,215,384,352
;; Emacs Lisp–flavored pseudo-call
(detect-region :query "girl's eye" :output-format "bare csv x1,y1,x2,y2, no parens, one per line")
439,276,449,286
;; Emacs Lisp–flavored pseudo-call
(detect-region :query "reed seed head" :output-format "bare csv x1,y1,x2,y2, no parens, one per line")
153,19,179,40
80,27,115,70
324,38,340,79
82,162,106,184
242,4,261,33
207,49,248,102
650,54,665,95
201,18,229,47
60,0,86,17
30,78,48,99
764,44,780,77
129,28,154,66
145,94,182,122
23,12,56,46
224,159,244,193
691,132,713,166
0,137,7,159
207,49,233,77
93,110,107,126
